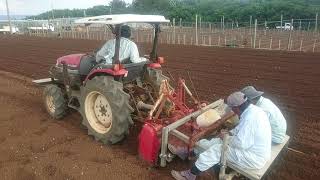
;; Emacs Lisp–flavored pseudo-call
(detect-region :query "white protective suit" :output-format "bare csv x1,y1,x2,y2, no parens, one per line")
256,96,287,144
96,37,147,64
195,104,271,172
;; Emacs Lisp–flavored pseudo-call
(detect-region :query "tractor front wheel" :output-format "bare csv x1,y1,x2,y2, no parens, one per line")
80,76,134,144
43,84,67,119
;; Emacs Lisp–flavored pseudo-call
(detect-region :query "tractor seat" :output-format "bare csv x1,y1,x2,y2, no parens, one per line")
79,55,97,75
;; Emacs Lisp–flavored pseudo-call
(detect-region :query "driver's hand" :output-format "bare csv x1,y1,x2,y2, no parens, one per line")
98,59,106,64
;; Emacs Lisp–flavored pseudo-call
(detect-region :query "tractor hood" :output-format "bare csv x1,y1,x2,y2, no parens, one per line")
56,54,86,68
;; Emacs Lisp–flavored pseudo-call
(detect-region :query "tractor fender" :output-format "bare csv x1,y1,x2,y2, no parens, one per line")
138,122,162,165
84,68,128,82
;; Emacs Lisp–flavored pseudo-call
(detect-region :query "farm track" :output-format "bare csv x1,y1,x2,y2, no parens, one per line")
0,35,319,179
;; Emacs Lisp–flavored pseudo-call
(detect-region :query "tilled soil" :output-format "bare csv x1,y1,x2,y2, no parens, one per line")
0,35,319,179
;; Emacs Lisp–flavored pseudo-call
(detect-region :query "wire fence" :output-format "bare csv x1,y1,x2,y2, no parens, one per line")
2,15,320,52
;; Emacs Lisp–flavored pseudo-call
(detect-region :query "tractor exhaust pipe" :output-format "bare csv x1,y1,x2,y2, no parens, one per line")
137,101,154,110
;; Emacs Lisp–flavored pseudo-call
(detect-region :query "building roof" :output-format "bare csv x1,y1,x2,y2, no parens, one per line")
74,14,170,25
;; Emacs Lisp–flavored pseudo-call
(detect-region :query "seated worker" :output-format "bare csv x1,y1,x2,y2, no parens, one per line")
171,92,271,180
95,25,146,64
241,86,287,144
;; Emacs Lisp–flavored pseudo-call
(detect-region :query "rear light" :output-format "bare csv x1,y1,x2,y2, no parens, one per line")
157,57,165,64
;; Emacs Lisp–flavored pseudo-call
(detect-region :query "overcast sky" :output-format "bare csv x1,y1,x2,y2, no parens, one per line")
0,0,133,15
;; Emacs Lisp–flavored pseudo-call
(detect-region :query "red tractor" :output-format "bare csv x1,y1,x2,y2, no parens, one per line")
34,15,235,169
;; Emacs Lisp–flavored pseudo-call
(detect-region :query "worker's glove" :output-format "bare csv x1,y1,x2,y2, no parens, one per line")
219,129,229,140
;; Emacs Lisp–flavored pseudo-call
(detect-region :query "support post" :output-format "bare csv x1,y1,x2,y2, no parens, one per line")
300,38,303,51
313,39,317,52
270,37,273,49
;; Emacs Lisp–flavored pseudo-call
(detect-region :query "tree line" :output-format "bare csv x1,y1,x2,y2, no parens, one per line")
27,0,320,22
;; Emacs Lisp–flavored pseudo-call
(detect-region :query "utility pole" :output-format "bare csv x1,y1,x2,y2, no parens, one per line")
5,0,12,34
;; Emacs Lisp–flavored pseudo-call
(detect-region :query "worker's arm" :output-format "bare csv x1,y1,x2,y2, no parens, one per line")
129,42,146,63
96,40,113,64
229,118,255,150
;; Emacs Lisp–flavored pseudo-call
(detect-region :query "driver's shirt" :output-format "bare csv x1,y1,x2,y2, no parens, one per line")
96,37,146,64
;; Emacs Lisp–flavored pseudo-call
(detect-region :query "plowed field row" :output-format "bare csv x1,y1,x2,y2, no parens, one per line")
0,35,319,179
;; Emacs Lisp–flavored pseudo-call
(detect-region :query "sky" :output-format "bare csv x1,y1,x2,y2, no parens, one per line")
0,0,133,15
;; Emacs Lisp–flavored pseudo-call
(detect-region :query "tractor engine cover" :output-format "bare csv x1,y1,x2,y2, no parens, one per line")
138,123,161,165
56,54,86,69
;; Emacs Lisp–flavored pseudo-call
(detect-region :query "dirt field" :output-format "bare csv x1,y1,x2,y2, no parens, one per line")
0,35,319,179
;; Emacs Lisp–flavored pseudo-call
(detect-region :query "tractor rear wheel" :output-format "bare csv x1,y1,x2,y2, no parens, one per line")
43,84,67,119
80,76,134,144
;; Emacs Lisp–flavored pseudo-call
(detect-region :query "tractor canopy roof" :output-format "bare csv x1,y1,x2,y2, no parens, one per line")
74,14,170,25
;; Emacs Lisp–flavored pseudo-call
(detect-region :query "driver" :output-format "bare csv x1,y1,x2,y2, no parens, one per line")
96,25,146,64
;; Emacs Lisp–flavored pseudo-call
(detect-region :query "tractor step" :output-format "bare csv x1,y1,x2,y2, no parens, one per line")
32,78,56,85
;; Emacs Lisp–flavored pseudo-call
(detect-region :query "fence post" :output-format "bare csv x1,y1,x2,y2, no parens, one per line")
300,38,303,51
199,16,202,34
279,39,281,50
86,26,89,39
224,35,227,46
316,13,318,32
183,34,186,45
313,39,317,52
270,37,273,49
280,14,283,32
287,19,293,50
173,18,176,44
195,14,198,45
223,15,225,33
221,17,223,32
259,38,261,49
218,35,221,46
253,19,257,48
209,35,212,46
179,18,182,29
264,20,267,36
250,16,252,35
232,21,234,30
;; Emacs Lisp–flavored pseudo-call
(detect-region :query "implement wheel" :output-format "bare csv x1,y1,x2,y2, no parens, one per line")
43,84,67,119
80,76,134,144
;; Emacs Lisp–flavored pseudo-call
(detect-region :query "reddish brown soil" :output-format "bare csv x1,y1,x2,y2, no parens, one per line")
0,35,319,179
